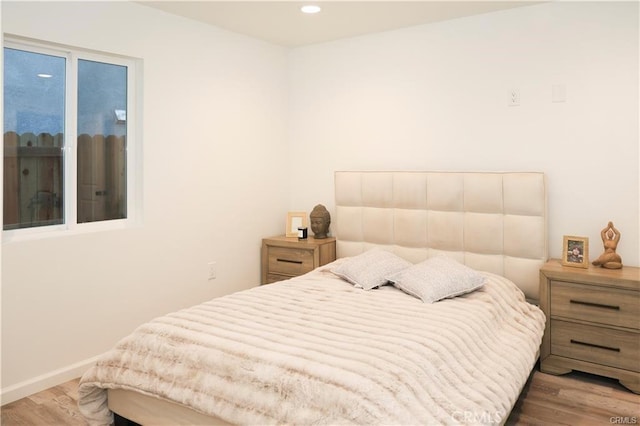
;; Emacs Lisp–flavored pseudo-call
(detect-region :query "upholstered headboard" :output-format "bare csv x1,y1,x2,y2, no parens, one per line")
334,171,547,300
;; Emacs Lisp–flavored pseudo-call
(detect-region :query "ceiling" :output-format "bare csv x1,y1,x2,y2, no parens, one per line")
139,1,541,47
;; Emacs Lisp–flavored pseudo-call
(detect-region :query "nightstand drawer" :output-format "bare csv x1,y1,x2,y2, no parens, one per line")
268,247,314,276
540,260,640,393
551,319,640,372
266,273,289,284
262,236,336,285
550,281,640,329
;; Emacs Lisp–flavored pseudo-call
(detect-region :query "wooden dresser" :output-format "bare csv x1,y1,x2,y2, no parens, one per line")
261,235,336,284
539,259,640,393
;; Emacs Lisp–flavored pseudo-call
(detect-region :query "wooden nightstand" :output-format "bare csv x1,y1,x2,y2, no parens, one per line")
261,235,336,284
539,259,640,393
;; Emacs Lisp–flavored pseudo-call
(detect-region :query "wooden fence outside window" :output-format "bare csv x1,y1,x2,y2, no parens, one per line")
3,131,126,230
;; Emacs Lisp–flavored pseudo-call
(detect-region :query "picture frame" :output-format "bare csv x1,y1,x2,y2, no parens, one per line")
561,235,589,268
286,211,307,238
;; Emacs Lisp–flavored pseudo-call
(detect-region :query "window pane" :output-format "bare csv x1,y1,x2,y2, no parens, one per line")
3,48,65,230
77,59,127,223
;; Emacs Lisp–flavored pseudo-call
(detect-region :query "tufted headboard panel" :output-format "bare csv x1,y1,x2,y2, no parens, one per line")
334,171,547,300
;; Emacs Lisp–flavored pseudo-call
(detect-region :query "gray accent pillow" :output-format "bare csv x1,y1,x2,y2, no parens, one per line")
387,255,486,303
331,249,412,290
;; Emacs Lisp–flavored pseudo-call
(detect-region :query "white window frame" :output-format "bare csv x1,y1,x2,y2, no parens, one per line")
3,37,142,243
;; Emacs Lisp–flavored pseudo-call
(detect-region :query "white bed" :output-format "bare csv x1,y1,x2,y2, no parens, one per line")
78,171,548,425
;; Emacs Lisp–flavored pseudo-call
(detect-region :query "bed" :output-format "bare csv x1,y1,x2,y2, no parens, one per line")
78,171,548,425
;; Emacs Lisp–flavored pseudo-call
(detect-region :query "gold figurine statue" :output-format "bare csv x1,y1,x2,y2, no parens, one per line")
591,221,623,269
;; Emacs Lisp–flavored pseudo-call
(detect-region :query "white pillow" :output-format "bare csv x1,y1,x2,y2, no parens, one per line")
386,255,486,303
331,249,412,290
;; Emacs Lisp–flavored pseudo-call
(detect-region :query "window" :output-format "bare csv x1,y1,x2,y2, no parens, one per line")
3,39,139,239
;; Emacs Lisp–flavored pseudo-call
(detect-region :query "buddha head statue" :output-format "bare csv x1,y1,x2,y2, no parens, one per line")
309,204,331,239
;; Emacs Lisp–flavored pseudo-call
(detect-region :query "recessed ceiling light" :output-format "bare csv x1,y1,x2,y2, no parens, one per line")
301,5,321,14
37,73,53,78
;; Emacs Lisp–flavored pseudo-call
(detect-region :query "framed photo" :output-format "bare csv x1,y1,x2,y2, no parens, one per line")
561,235,589,268
286,212,307,237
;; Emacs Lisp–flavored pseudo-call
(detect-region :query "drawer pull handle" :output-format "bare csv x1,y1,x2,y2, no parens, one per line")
276,258,303,265
570,339,620,352
569,299,620,311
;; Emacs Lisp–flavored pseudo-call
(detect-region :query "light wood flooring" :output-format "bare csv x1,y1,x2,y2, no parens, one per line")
1,369,638,425
1,378,85,425
507,370,639,425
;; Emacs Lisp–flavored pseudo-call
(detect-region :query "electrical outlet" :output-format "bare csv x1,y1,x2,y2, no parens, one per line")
508,89,520,106
208,261,217,280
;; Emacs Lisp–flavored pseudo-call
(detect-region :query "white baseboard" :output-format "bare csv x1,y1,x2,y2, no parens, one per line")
1,355,100,405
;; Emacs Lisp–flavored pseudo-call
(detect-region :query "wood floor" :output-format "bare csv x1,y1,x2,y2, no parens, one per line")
507,369,639,425
1,378,86,425
1,369,638,425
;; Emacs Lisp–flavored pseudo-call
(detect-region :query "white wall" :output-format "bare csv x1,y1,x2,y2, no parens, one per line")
288,2,639,266
1,1,289,400
2,0,639,405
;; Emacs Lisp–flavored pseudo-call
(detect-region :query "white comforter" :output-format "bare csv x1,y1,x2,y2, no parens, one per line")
78,260,545,425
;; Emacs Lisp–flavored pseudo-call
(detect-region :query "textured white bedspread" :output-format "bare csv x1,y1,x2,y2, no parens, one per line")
78,260,545,425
